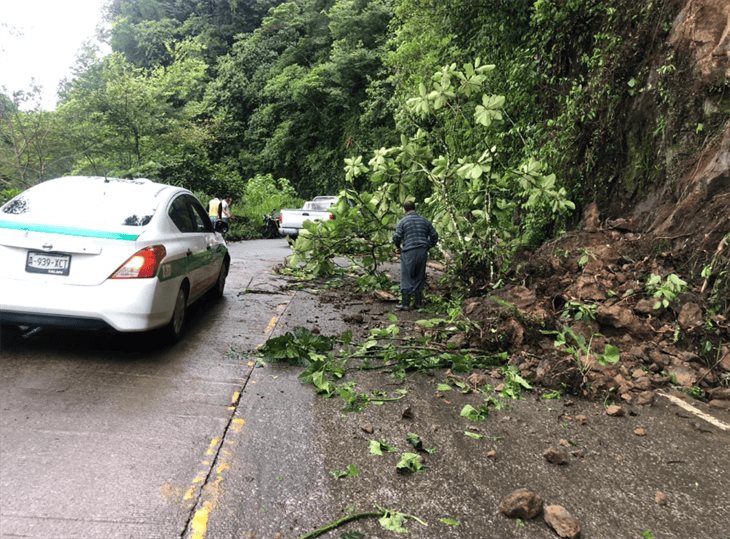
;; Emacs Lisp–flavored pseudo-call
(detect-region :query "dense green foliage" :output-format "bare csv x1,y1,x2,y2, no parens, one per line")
2,0,726,275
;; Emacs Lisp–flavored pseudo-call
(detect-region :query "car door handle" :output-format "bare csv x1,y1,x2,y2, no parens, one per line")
186,249,193,257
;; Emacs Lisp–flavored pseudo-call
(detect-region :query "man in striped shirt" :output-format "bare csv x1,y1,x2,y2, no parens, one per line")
392,200,439,310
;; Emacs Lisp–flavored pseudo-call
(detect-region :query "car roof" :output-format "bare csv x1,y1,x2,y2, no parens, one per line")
1,176,185,232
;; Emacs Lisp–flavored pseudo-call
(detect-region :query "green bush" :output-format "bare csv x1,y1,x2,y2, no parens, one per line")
236,174,302,224
0,188,22,205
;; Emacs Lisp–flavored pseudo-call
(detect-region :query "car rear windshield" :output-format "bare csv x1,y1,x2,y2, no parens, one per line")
1,177,163,229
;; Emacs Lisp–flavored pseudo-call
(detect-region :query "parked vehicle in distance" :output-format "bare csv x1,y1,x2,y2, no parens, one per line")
0,176,230,342
278,196,339,239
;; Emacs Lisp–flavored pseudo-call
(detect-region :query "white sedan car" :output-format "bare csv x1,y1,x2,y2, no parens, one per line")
0,176,229,342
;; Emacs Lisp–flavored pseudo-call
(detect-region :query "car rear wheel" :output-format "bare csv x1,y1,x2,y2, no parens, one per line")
0,324,23,345
214,259,229,299
161,285,188,344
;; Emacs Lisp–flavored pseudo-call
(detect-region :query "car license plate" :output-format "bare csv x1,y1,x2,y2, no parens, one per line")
26,251,71,276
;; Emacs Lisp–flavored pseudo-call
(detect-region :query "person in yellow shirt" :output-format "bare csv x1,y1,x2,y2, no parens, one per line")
208,196,222,227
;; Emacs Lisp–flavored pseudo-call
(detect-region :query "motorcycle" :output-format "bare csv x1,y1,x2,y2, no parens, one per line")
262,213,280,239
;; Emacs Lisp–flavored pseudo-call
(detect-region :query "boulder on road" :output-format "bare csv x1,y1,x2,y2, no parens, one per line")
499,488,543,520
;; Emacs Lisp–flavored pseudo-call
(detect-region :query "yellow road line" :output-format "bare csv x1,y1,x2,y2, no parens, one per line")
184,298,290,537
264,315,278,335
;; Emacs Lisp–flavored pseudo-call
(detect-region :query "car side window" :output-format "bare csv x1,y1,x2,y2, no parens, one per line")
168,196,196,233
189,197,214,232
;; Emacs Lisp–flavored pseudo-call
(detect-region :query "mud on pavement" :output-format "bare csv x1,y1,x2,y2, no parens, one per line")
239,278,730,539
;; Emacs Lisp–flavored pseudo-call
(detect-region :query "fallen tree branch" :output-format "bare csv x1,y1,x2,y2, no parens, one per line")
299,511,382,539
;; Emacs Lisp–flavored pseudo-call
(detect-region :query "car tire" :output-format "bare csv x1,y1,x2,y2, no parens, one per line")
0,324,22,345
162,285,188,344
214,259,229,299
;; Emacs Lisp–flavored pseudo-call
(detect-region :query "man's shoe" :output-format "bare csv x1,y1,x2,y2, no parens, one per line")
396,305,410,311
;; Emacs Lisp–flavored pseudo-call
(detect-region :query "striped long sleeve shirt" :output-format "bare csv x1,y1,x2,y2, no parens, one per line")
393,212,439,252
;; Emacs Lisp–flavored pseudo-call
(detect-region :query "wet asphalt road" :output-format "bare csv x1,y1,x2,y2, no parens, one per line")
2,239,730,539
0,239,321,538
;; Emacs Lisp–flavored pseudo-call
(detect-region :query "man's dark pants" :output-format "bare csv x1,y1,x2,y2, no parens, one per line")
400,246,428,308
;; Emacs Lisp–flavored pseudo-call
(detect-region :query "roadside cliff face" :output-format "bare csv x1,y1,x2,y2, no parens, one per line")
461,0,729,400
630,0,729,259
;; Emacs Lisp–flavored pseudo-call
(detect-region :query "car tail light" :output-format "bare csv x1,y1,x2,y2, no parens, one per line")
111,245,166,279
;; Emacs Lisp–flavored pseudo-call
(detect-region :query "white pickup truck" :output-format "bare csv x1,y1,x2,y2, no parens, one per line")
278,196,338,238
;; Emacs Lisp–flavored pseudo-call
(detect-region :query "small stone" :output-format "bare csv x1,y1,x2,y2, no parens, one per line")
486,449,497,458
401,406,413,419
559,439,571,447
343,313,364,324
361,424,374,434
708,388,730,400
499,488,543,519
673,366,700,387
544,504,581,539
633,427,647,436
575,415,588,425
620,392,633,403
631,368,646,379
636,391,655,405
678,302,702,330
655,491,668,506
709,400,730,411
719,349,730,372
633,376,653,391
605,405,625,417
543,447,570,465
467,372,489,388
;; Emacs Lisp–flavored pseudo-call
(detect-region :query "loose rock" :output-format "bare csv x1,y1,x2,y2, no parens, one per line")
543,447,570,465
634,426,647,436
636,391,655,406
708,387,730,400
544,504,581,539
499,488,543,519
655,491,668,506
606,404,625,417
709,400,730,411
343,313,364,324
575,414,588,425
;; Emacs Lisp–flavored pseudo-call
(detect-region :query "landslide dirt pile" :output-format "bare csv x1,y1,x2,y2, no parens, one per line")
462,202,729,404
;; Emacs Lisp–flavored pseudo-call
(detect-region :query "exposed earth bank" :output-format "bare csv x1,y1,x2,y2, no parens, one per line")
461,0,729,408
